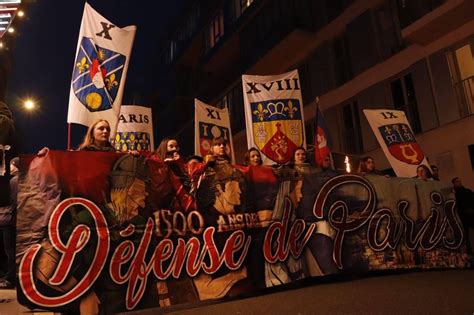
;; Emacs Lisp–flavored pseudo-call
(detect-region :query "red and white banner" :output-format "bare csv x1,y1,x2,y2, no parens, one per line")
363,109,430,177
194,99,234,163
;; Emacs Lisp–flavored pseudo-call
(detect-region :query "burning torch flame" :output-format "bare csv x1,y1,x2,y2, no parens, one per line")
344,156,351,173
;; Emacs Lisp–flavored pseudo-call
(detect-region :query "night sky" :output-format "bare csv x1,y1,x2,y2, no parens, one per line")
7,0,185,153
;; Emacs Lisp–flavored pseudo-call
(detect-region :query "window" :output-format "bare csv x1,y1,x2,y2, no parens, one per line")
333,35,352,86
342,101,363,154
374,4,403,58
205,10,225,51
469,144,474,170
446,43,474,117
234,0,254,19
216,83,245,132
170,40,177,62
298,62,313,105
390,73,422,133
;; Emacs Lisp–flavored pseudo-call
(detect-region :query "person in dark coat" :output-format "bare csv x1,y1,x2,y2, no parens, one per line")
452,177,474,256
0,157,18,288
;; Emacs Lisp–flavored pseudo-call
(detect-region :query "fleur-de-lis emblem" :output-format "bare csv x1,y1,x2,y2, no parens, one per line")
98,49,106,61
253,103,269,121
76,57,89,73
284,100,298,119
105,73,119,90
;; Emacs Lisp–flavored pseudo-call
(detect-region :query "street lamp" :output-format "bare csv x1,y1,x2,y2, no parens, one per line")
17,10,24,17
24,99,36,111
7,27,14,34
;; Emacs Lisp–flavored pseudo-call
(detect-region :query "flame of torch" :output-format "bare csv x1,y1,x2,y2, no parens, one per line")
344,156,351,173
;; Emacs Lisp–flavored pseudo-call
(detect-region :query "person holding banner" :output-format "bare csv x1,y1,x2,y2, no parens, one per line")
415,165,433,181
150,137,198,212
78,119,116,152
243,148,263,166
357,156,386,176
155,137,181,161
206,137,231,163
292,147,307,166
38,119,117,156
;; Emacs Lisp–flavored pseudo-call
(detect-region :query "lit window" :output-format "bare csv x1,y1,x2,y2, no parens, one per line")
240,0,253,13
447,43,474,117
206,10,224,51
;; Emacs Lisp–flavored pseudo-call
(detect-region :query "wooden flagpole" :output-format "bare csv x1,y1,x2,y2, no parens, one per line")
67,123,71,150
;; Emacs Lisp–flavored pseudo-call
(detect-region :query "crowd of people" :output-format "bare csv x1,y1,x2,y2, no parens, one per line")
1,117,474,290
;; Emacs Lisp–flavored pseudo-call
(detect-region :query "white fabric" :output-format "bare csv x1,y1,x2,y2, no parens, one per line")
115,105,154,152
363,109,430,177
242,70,306,165
67,3,136,137
194,98,235,163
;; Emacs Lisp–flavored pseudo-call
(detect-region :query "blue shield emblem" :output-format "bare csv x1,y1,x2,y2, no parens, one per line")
72,37,126,112
378,123,424,165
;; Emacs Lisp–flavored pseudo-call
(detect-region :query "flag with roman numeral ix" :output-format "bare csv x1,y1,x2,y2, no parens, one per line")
67,3,136,136
363,109,430,178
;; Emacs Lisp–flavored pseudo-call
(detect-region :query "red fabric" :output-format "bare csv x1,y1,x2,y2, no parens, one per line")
23,151,121,204
235,165,278,185
314,126,331,167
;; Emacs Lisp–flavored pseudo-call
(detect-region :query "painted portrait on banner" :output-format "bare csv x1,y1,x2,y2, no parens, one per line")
15,152,469,314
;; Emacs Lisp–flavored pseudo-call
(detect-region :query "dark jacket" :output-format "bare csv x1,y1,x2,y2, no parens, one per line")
454,186,474,215
0,101,14,146
0,170,18,227
0,101,14,206
78,143,116,152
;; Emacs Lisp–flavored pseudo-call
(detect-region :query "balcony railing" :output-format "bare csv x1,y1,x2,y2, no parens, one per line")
454,75,474,118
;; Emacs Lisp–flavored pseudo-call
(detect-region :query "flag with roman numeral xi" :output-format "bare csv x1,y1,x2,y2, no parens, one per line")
67,3,136,136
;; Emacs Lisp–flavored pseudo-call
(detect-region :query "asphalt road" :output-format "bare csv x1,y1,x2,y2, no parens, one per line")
1,269,473,314
129,269,474,315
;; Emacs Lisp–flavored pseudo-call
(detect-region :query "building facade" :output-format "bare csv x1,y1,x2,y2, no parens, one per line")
153,0,474,186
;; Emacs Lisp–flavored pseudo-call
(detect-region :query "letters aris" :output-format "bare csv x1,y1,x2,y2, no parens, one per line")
119,113,149,124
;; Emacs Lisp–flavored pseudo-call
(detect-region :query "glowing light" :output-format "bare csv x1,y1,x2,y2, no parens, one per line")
344,156,351,173
24,100,36,111
7,27,14,33
17,10,24,17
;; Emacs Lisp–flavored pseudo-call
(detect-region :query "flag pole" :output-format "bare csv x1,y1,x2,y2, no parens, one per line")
67,123,72,150
314,96,320,166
